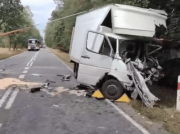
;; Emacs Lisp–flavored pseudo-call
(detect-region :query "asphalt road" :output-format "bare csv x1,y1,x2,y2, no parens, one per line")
0,48,146,134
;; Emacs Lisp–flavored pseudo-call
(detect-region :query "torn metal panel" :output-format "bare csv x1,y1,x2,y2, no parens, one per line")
112,4,167,37
148,8,167,16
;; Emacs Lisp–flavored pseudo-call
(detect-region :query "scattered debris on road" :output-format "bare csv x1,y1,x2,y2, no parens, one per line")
57,74,71,81
0,78,39,90
42,79,56,88
30,87,41,93
41,86,86,97
0,69,6,72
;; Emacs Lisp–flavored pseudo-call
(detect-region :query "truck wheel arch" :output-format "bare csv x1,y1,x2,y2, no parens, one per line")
74,62,79,79
96,73,119,88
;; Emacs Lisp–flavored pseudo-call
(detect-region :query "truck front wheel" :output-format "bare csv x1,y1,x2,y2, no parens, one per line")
74,63,79,79
101,79,124,100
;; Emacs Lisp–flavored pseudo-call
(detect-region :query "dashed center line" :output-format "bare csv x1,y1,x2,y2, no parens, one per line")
30,62,33,67
5,89,19,109
25,67,29,70
22,70,28,74
19,52,39,79
19,75,25,79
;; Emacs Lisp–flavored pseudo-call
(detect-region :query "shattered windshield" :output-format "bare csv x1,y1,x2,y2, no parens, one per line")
119,40,145,61
119,40,162,61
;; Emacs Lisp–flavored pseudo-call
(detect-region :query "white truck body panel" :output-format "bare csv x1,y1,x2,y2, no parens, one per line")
70,6,111,63
69,4,167,86
112,5,167,37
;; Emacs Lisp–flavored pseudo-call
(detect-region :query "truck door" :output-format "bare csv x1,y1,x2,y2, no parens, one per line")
78,32,114,85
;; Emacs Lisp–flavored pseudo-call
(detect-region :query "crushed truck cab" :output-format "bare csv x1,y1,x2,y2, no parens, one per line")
69,4,167,107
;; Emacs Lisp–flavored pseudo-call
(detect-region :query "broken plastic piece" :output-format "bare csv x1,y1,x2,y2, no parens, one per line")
57,74,71,81
131,89,138,100
30,87,41,93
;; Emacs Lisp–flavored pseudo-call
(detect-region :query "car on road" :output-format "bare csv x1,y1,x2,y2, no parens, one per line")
28,39,40,51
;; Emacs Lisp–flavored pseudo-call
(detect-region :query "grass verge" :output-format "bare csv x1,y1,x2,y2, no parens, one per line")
0,48,25,60
130,84,179,134
49,48,179,134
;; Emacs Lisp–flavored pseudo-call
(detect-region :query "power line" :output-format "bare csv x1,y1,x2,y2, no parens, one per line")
1,10,87,36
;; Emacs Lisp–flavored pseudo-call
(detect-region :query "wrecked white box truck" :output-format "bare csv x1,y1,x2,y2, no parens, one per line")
69,4,167,107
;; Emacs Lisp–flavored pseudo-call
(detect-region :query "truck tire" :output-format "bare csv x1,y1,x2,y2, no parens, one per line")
74,63,78,79
101,79,124,100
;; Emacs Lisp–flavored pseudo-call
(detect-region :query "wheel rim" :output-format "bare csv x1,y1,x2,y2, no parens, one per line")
106,84,118,96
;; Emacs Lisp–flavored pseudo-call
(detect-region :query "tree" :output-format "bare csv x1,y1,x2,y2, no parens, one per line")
0,0,23,32
45,0,180,51
0,4,42,50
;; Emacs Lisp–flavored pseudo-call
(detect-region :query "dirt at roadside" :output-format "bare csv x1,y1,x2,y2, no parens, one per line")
0,47,25,61
130,84,179,134
0,78,40,90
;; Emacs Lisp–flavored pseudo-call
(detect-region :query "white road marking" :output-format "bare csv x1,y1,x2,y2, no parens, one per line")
5,89,19,109
0,88,12,108
19,75,25,79
26,52,39,67
26,61,31,67
53,49,150,134
25,67,29,70
31,74,41,76
32,57,36,61
105,99,150,134
30,62,33,67
22,70,28,74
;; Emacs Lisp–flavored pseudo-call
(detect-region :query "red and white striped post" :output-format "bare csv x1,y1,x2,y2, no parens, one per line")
177,76,180,111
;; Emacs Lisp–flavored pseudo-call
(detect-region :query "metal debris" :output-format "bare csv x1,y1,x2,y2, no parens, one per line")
30,87,41,93
75,84,95,90
42,80,56,88
57,74,71,81
126,56,162,107
30,79,56,93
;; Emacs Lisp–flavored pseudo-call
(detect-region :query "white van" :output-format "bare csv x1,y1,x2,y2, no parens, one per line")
28,39,40,51
69,4,167,107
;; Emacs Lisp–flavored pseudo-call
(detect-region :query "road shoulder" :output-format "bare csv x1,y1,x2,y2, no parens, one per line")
0,48,26,61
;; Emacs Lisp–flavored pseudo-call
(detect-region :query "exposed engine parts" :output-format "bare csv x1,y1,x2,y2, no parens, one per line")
125,55,163,107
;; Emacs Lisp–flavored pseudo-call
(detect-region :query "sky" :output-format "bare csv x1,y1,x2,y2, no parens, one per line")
21,0,57,39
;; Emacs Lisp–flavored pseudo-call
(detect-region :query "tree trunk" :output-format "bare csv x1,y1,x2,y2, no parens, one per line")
9,37,11,50
13,43,17,51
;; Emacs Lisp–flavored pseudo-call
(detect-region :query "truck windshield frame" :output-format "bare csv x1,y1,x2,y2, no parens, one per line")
118,39,162,61
86,31,115,58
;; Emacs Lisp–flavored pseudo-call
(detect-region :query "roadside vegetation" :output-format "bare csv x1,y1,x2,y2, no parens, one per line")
0,47,25,60
0,0,42,51
45,0,180,52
